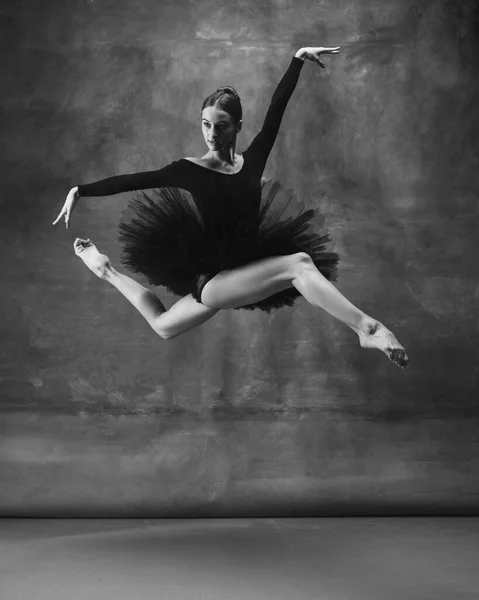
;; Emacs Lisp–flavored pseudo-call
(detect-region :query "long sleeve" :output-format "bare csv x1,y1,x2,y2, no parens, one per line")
77,161,183,197
244,56,304,167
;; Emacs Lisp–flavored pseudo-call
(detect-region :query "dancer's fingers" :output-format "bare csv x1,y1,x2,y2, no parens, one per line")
52,209,65,225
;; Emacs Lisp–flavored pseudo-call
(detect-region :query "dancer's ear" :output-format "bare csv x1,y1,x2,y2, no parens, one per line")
236,120,243,134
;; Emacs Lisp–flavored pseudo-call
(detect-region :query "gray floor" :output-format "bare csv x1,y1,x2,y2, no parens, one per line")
1,518,478,599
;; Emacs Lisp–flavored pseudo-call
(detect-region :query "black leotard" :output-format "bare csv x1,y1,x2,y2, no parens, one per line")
76,57,338,312
78,57,305,220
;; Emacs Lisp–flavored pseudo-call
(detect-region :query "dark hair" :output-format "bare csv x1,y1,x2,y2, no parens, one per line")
201,86,242,124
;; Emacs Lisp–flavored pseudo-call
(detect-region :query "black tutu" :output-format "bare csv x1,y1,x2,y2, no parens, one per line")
118,181,339,313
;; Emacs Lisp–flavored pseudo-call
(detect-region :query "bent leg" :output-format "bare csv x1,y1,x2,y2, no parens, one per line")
74,238,219,340
106,270,219,339
155,294,220,340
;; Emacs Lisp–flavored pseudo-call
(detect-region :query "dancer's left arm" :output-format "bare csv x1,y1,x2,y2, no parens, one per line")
246,46,340,167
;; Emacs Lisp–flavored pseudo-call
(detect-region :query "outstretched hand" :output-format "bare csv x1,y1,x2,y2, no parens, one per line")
300,46,340,68
53,187,79,229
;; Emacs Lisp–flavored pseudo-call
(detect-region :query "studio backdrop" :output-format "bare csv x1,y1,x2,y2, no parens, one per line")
1,0,478,517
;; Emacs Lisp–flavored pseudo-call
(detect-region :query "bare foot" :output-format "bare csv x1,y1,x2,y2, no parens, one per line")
74,238,111,279
358,320,408,369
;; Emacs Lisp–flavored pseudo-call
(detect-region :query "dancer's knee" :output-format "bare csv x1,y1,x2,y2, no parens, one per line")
291,252,314,277
152,294,219,339
150,313,175,340
153,321,174,340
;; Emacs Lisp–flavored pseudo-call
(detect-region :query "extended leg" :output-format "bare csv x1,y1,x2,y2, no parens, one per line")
201,251,408,368
201,251,365,332
74,239,218,339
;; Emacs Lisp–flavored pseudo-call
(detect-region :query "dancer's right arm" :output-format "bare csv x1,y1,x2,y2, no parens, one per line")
53,162,181,228
77,161,180,197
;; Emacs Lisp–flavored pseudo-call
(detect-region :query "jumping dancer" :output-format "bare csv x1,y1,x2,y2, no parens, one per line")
53,46,408,368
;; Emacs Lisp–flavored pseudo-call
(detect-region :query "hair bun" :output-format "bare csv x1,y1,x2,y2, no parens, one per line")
216,85,239,99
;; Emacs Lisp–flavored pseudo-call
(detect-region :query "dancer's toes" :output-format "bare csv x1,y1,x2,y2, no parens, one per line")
387,347,408,370
359,321,408,370
73,238,111,278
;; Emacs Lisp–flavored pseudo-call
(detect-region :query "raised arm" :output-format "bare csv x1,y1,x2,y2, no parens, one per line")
245,46,340,166
53,161,182,228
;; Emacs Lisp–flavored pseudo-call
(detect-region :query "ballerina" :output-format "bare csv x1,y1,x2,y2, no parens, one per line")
53,45,408,369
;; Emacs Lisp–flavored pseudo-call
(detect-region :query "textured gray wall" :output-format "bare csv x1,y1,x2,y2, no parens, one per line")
1,0,478,516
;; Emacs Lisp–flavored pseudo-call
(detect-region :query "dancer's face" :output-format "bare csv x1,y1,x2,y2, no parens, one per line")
201,106,241,151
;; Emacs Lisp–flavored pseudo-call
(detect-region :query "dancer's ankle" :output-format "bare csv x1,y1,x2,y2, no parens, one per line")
356,316,380,337
102,263,116,281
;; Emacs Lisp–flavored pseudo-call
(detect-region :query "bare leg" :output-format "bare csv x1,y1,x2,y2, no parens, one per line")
201,252,408,368
291,259,408,368
74,240,407,368
74,239,218,339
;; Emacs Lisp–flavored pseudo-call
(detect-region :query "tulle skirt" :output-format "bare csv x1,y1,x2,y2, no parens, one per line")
118,181,339,313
